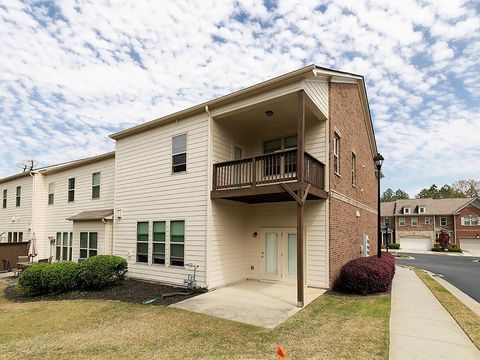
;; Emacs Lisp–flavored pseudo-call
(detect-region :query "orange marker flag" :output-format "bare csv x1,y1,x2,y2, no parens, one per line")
276,345,287,359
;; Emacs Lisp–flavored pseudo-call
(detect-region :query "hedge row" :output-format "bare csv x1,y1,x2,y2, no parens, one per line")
18,255,128,295
336,253,395,295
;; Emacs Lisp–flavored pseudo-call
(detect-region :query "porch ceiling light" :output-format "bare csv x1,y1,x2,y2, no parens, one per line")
265,110,274,117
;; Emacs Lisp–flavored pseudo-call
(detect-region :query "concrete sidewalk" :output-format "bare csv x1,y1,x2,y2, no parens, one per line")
390,266,480,360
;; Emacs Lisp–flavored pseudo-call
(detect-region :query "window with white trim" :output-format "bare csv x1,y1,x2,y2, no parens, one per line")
425,217,430,225
80,232,97,259
172,134,187,173
440,217,447,226
153,221,166,264
92,172,100,199
55,232,72,261
170,221,185,267
403,207,410,214
68,178,75,202
462,216,479,226
399,217,405,226
16,186,21,207
136,222,149,263
48,183,55,205
411,217,418,226
419,207,426,214
333,133,340,175
2,189,6,208
7,231,23,243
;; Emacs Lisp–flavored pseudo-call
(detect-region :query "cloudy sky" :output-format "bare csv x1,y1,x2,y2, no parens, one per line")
0,0,479,196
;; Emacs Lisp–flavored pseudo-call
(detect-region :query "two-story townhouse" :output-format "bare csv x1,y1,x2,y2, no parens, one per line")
381,197,480,252
0,152,115,263
110,64,378,306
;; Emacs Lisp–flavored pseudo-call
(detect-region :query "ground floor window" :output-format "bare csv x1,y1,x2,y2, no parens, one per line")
135,220,185,267
56,232,72,261
79,232,97,259
7,231,23,243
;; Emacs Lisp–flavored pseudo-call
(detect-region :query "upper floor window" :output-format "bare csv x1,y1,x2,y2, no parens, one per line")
48,183,55,205
411,217,418,226
172,134,187,173
403,207,410,214
440,217,447,226
419,207,426,214
425,217,430,225
351,152,356,186
462,216,479,226
68,178,75,202
2,189,6,208
399,217,405,226
333,133,340,175
92,172,101,199
16,186,21,207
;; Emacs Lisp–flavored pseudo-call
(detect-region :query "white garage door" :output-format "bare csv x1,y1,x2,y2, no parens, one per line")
399,237,431,251
461,239,480,252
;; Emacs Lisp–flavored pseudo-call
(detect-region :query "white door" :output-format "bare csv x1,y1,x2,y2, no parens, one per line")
399,236,431,251
261,228,298,283
261,230,281,281
460,239,480,252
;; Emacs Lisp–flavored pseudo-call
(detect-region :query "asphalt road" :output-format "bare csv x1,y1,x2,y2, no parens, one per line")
396,253,480,302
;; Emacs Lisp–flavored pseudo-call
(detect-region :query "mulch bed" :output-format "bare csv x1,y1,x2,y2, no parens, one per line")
3,278,207,306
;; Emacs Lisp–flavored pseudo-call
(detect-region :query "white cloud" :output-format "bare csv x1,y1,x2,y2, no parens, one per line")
0,0,479,194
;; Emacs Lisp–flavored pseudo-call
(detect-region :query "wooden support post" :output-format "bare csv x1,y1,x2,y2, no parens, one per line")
297,90,305,308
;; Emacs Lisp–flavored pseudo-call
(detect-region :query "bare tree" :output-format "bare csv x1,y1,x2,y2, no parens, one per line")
452,179,480,197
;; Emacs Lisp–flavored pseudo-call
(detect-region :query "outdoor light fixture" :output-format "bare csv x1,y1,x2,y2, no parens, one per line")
374,152,384,258
265,110,274,117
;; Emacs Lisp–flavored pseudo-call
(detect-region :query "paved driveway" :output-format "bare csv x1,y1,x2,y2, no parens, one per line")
396,253,480,302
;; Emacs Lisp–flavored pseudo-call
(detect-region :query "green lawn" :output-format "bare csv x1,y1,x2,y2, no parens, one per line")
0,284,390,360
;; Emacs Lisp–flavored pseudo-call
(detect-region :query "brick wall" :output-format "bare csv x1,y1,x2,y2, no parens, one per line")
328,82,377,286
455,205,480,244
396,216,433,231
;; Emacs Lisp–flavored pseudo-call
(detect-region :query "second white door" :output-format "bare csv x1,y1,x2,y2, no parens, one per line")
261,228,298,284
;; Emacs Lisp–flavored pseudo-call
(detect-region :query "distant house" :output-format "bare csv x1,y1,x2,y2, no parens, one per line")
1,65,379,306
381,197,480,252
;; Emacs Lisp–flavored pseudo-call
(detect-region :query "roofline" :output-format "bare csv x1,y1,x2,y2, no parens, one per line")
452,197,480,214
109,64,368,140
42,151,115,175
0,171,33,185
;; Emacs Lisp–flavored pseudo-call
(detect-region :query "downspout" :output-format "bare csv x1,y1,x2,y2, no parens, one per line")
205,105,212,289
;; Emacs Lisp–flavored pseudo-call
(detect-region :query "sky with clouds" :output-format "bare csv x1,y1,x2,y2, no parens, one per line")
0,0,479,196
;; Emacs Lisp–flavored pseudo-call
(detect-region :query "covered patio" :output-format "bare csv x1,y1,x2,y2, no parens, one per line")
171,280,325,328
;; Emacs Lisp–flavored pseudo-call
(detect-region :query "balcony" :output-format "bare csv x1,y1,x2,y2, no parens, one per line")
211,148,327,203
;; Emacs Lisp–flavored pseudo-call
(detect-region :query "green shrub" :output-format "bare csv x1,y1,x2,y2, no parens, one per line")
18,262,79,295
77,255,128,289
387,243,400,249
449,243,462,252
431,243,443,252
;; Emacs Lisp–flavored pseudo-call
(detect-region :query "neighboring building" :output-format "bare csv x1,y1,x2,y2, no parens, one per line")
0,65,379,306
381,197,480,252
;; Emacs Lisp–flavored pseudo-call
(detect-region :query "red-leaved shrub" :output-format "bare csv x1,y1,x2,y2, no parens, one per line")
336,254,395,295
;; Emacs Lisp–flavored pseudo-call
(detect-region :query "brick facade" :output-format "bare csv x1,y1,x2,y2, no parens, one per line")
328,82,377,286
455,205,480,245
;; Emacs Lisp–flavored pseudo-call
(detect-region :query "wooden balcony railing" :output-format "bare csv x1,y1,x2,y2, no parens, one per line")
212,149,325,191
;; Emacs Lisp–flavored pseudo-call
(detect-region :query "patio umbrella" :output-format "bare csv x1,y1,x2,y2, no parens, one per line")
28,233,38,261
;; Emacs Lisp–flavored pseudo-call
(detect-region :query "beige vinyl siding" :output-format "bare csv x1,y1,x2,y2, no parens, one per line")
42,157,115,260
31,173,48,258
209,200,248,288
303,79,329,118
113,113,208,286
0,176,34,244
245,201,328,288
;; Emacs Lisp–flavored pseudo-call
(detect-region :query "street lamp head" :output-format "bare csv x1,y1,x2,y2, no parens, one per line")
373,153,384,169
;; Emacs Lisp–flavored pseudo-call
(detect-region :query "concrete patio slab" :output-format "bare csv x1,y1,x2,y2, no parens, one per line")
0,272,18,286
171,280,325,328
390,266,480,360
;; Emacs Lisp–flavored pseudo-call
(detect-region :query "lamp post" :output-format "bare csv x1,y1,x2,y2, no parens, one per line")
384,224,389,253
374,153,384,258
